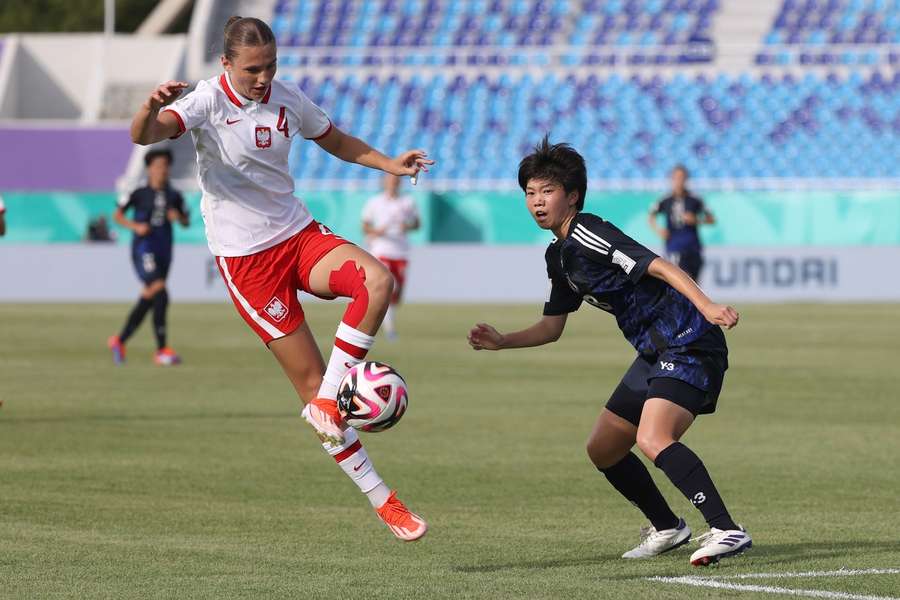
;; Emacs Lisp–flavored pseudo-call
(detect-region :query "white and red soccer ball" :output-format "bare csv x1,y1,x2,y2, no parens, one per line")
337,361,408,432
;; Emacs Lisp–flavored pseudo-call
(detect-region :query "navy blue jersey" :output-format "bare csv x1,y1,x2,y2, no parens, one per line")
651,192,707,254
118,185,185,249
543,213,712,355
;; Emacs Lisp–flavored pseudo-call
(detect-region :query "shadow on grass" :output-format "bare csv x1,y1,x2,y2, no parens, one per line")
0,412,297,424
451,541,900,574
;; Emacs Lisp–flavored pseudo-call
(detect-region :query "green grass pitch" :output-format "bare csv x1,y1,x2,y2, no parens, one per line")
1,302,898,599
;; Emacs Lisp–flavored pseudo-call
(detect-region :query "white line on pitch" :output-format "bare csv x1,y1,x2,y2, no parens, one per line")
647,574,900,600
713,568,900,580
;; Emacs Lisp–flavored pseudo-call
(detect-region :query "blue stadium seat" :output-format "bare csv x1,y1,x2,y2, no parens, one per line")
278,71,899,181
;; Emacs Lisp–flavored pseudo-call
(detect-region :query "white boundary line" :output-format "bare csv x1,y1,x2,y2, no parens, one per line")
647,568,900,600
717,569,900,580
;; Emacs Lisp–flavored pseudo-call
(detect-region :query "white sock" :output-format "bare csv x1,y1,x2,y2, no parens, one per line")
383,305,396,336
321,427,391,508
317,322,375,400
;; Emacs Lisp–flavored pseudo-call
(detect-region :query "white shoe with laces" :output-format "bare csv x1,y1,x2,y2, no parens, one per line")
622,518,692,559
689,527,752,566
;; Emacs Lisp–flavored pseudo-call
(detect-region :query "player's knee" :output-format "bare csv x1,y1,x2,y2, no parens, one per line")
635,431,670,462
365,263,394,307
585,436,617,469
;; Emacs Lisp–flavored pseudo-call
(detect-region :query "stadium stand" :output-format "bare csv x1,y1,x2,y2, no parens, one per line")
1,0,896,190
285,70,899,182
756,0,900,64
246,0,898,184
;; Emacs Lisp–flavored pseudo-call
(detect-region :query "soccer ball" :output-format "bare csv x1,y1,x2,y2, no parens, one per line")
337,361,408,432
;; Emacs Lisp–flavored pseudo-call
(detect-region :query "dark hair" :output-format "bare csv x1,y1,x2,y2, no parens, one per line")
224,16,276,60
517,135,587,211
144,149,173,167
671,164,689,178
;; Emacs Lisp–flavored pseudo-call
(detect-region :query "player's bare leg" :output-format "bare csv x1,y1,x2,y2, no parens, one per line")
586,408,637,469
587,408,689,558
638,398,750,565
382,270,403,340
306,244,427,539
268,322,327,403
299,244,426,540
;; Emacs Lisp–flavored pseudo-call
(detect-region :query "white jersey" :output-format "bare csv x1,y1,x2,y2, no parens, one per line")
362,193,419,260
163,73,332,256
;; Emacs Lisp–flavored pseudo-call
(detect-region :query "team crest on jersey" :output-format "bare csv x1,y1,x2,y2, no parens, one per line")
255,126,272,148
264,296,288,322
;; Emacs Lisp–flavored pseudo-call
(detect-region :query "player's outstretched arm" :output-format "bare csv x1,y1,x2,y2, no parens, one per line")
315,128,434,178
647,258,739,329
647,212,668,241
131,81,189,145
468,315,568,351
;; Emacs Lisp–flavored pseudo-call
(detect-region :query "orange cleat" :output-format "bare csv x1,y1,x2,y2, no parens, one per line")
376,491,428,542
301,397,345,445
107,335,126,365
154,347,182,366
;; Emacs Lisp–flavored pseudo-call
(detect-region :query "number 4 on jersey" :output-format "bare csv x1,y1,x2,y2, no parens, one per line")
276,107,289,138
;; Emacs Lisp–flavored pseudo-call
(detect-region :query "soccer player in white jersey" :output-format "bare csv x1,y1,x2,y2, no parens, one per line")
128,16,432,541
361,174,420,339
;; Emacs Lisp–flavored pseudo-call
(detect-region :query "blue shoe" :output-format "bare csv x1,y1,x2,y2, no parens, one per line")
107,335,125,365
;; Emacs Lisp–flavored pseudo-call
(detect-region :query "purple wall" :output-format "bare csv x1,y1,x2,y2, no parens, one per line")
0,127,134,191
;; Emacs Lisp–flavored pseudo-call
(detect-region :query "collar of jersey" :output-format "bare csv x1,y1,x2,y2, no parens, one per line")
220,72,271,107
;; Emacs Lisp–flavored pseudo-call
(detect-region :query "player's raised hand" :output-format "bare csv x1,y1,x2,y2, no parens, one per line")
702,303,740,329
468,323,505,350
388,150,434,179
146,81,189,112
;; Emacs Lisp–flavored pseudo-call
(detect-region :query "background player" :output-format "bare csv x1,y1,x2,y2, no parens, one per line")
361,174,420,339
0,194,6,236
648,165,715,282
468,138,751,566
108,149,189,366
128,17,432,540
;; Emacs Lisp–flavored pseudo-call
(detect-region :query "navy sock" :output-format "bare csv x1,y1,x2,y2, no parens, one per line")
119,296,153,343
654,442,739,531
600,452,680,531
152,289,169,350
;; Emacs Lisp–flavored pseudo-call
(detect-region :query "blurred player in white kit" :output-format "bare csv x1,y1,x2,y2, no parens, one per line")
361,174,420,339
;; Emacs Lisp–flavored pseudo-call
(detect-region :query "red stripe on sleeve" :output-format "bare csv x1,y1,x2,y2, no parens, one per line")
163,108,186,139
306,120,333,141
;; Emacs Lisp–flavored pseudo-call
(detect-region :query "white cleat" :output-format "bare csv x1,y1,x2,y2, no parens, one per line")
301,398,345,446
622,518,692,558
690,527,752,566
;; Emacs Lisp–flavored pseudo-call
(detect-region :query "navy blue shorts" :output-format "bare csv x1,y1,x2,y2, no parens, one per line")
606,326,728,427
132,242,171,284
667,250,704,281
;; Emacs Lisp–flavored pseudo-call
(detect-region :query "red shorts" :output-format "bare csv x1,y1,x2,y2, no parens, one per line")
216,221,350,344
377,257,408,303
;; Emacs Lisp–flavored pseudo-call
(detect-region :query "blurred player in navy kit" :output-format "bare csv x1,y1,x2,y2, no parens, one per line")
108,149,189,366
648,165,715,282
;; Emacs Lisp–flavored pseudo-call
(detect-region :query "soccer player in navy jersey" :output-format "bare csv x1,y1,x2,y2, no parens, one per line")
648,165,715,282
468,138,751,566
108,149,189,366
